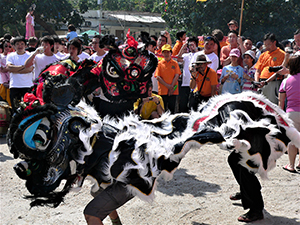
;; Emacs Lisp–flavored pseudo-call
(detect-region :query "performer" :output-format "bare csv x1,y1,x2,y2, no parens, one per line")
25,5,36,40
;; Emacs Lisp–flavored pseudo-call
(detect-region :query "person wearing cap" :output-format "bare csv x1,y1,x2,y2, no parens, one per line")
228,20,238,32
189,54,218,110
254,33,285,104
242,50,257,92
220,48,244,94
220,30,245,67
191,36,219,72
154,44,181,113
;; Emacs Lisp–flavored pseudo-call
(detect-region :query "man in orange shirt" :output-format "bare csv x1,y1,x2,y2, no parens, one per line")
155,44,181,113
189,54,218,110
155,35,168,55
172,30,186,56
255,33,285,104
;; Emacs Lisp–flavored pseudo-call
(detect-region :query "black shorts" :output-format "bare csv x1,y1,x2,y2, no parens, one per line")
84,181,134,220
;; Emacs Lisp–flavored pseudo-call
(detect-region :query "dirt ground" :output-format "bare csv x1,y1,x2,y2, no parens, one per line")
1,137,299,225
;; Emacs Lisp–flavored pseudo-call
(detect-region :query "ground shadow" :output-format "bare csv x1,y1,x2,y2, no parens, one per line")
245,210,300,225
0,152,14,162
157,168,221,197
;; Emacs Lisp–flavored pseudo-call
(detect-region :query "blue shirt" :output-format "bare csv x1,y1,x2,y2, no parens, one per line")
66,31,78,41
220,65,244,94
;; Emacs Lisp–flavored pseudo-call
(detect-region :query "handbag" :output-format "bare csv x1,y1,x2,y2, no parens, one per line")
188,68,210,110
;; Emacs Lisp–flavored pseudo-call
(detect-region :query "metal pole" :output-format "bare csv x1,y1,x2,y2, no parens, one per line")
239,0,245,36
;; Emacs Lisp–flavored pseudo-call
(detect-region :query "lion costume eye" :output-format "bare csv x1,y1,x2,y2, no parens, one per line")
23,117,52,151
106,62,120,78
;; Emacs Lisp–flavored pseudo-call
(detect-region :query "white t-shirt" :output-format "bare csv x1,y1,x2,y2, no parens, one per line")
6,52,34,88
78,52,90,61
182,52,198,87
88,52,108,62
55,51,66,59
33,53,60,79
190,50,219,72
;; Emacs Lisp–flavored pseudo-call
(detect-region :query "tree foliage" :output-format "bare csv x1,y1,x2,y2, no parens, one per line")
0,0,91,36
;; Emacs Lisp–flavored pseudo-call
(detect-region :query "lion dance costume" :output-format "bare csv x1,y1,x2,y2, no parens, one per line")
7,33,300,223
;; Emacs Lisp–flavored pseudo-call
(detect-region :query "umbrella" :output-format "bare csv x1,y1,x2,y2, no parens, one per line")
80,30,99,36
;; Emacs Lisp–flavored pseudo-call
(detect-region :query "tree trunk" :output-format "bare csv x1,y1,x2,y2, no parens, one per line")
34,14,57,35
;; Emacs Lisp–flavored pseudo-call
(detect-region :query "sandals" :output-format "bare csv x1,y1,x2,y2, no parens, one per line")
230,192,242,201
238,210,264,222
283,165,297,173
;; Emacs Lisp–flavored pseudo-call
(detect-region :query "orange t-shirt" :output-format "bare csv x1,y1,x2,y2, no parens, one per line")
254,47,285,79
155,59,181,95
155,48,162,55
220,45,243,67
172,40,183,56
193,67,218,97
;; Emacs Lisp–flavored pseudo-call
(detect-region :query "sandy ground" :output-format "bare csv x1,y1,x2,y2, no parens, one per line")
0,136,299,225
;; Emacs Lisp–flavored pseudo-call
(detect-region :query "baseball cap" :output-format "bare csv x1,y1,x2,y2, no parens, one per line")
228,20,238,27
243,50,255,60
161,44,172,52
229,48,241,58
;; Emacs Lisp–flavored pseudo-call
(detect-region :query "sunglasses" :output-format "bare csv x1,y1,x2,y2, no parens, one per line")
4,45,12,48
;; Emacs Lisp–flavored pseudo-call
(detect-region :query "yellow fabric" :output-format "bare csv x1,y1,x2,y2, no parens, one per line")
133,93,164,119
255,48,285,79
0,84,11,106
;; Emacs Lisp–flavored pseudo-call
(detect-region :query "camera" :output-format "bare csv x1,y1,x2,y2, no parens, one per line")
149,97,153,100
268,66,283,73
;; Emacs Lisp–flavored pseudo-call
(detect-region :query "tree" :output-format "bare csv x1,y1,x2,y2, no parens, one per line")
0,0,91,36
158,0,300,42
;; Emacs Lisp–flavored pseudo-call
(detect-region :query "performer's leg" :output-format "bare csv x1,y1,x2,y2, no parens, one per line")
84,181,134,224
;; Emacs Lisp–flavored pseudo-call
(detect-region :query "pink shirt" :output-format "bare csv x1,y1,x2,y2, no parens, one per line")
279,73,300,112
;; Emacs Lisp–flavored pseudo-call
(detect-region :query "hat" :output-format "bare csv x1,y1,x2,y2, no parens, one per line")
228,20,238,27
192,54,212,64
229,48,241,58
243,50,256,60
256,41,263,48
161,44,172,52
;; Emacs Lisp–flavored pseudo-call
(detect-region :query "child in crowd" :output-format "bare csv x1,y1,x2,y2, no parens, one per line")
242,50,257,92
220,48,244,94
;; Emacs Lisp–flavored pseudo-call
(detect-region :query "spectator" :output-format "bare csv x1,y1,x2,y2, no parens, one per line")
155,44,181,113
228,20,239,32
255,41,263,60
25,6,35,40
0,40,13,105
77,38,90,61
155,35,168,55
212,29,227,49
278,55,300,173
242,50,257,92
192,36,219,71
243,37,253,51
6,36,34,112
52,36,66,59
66,38,82,63
189,54,218,111
172,30,186,56
66,24,78,42
145,40,159,94
133,83,164,120
255,33,285,104
293,29,300,56
220,48,244,94
220,30,244,67
88,35,107,62
177,36,199,112
25,37,38,52
24,36,60,79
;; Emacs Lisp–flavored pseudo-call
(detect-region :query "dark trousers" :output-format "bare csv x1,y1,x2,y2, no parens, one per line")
10,87,31,113
179,86,190,113
161,95,177,114
228,151,264,211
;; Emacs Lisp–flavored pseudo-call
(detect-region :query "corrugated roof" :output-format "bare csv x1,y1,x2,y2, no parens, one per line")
107,14,165,23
